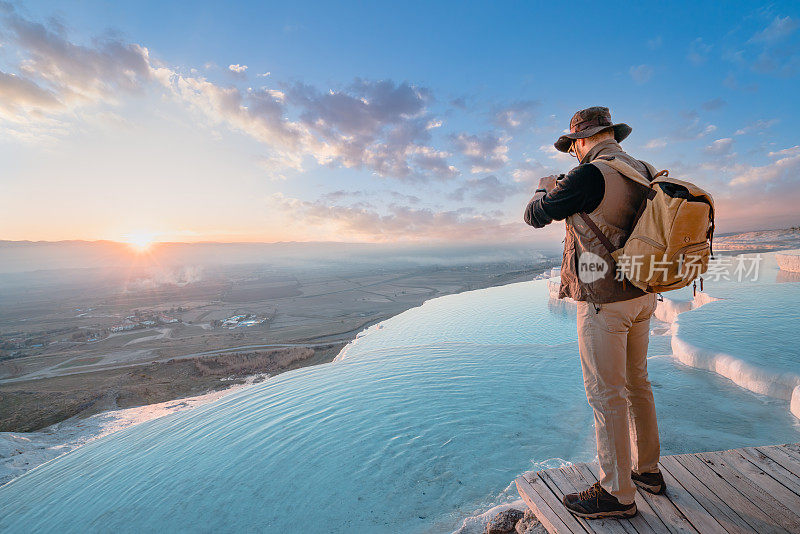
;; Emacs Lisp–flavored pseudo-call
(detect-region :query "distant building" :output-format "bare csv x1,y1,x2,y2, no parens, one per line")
110,321,138,333
221,314,266,328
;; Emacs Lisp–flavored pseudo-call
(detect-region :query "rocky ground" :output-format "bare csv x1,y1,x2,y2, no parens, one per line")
0,344,343,432
485,508,547,534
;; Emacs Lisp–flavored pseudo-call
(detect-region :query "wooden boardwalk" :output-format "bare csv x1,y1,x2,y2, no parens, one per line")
515,443,800,533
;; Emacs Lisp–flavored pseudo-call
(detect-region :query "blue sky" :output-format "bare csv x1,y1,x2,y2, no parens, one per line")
1,1,798,243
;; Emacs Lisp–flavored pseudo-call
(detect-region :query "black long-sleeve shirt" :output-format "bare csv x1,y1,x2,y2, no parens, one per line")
523,163,605,228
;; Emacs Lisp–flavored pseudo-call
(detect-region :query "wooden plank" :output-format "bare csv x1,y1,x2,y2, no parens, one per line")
677,453,791,534
696,452,800,533
516,473,587,534
757,445,800,480
572,462,657,534
739,448,800,496
654,457,728,533
541,469,604,534
516,445,800,534
782,442,800,458
711,449,800,512
581,462,677,532
773,443,800,468
779,443,800,470
659,455,757,534
516,475,573,534
542,466,634,534
586,461,698,534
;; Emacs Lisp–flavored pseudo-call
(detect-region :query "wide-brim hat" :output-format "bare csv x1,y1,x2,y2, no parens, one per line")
554,106,632,152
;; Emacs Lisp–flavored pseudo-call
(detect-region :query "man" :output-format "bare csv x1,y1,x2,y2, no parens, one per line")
524,107,664,519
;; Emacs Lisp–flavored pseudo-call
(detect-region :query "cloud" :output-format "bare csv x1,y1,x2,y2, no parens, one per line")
511,158,550,186
318,189,424,208
768,146,800,158
644,138,668,149
282,79,458,180
447,175,521,203
273,193,526,242
158,71,305,166
704,137,734,155
0,6,151,131
389,191,422,205
452,132,510,173
157,72,460,180
629,64,654,84
450,96,467,109
734,118,779,136
725,15,800,77
722,73,759,93
671,111,716,141
408,146,459,178
730,145,800,186
0,8,460,181
750,41,800,76
636,110,719,151
750,15,798,43
687,37,712,65
702,124,717,135
0,71,62,119
539,144,574,164
287,79,429,137
319,190,364,203
3,8,151,102
264,89,285,102
492,100,537,130
647,36,663,50
701,97,726,111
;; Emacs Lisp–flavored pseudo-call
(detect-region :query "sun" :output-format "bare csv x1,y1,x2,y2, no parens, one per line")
122,231,158,252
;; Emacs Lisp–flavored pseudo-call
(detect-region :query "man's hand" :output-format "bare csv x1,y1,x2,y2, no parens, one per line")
526,173,565,226
538,174,560,193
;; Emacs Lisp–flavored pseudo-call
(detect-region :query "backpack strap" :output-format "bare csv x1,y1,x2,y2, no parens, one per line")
641,161,660,180
594,156,659,204
578,212,616,255
593,156,653,188
577,156,659,257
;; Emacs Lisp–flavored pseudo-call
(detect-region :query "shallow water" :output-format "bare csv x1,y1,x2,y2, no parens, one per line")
1,273,799,533
675,253,800,379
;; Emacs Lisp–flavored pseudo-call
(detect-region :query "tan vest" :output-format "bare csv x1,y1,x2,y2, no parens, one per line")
558,140,653,303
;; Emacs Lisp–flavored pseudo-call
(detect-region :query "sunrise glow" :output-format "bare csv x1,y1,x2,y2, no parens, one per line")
122,232,157,252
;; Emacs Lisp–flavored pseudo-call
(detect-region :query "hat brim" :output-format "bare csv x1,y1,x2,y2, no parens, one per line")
554,123,632,152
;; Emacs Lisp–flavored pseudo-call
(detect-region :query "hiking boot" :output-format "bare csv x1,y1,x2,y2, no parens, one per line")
562,482,637,519
632,470,666,494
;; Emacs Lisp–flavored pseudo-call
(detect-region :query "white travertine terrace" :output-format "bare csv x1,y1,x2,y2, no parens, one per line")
547,276,800,420
776,250,800,273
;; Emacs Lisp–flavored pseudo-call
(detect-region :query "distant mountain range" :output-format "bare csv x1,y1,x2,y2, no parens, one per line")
0,239,559,275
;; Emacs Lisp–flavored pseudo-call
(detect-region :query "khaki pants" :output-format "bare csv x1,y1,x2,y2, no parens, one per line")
577,292,660,505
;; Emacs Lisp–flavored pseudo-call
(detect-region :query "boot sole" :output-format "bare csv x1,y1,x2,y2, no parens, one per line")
567,506,638,519
633,479,666,495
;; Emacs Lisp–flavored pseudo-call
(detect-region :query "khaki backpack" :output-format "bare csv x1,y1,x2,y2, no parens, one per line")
580,156,715,293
